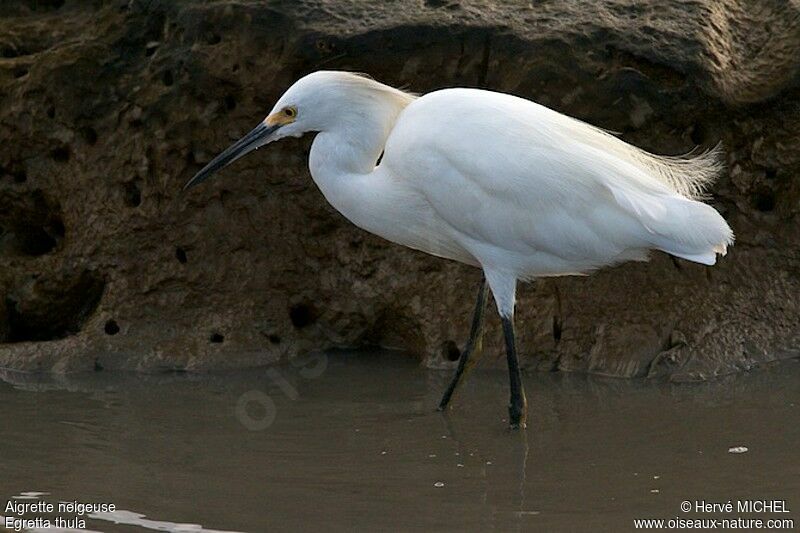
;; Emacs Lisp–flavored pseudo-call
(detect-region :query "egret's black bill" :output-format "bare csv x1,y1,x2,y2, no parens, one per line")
183,122,279,191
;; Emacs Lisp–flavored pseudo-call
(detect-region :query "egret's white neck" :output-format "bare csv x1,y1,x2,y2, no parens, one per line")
307,101,405,234
309,100,397,175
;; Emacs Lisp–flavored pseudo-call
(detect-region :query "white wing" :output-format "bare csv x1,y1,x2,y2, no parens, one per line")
383,88,733,275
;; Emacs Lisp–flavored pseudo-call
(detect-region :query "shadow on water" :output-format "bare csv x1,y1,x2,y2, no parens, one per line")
0,353,798,532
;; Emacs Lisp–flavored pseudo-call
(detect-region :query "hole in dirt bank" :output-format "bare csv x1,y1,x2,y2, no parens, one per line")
4,271,105,343
17,227,57,255
442,340,461,362
161,69,174,87
690,123,707,145
0,190,65,256
289,303,317,329
268,334,281,344
224,94,237,111
51,219,65,237
81,127,98,146
552,316,562,342
32,0,65,10
175,246,187,264
104,319,119,335
123,181,142,207
209,332,224,343
753,189,775,212
50,145,70,163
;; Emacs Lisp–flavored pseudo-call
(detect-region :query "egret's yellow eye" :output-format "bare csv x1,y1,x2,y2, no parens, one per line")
284,107,297,118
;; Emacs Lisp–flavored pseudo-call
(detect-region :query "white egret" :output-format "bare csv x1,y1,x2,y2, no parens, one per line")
185,71,733,428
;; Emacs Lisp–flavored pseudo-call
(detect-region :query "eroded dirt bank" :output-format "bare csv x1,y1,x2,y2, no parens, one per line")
1,0,799,379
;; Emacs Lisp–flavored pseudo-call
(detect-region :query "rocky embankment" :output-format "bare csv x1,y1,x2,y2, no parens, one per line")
1,0,799,379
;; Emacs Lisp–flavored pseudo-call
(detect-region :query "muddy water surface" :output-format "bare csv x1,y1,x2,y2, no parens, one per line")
1,354,798,532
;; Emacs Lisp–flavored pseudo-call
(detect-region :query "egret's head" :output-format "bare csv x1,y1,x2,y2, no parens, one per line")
183,71,414,190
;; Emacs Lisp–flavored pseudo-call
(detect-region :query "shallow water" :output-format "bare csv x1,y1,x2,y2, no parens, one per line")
1,353,798,532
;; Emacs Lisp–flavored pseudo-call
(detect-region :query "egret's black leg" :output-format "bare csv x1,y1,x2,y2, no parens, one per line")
501,314,527,429
438,278,488,410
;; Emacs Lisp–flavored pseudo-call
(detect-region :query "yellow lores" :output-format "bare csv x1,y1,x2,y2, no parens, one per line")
265,106,297,127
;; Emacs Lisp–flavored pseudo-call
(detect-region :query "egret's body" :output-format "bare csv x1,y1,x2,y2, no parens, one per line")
185,71,733,428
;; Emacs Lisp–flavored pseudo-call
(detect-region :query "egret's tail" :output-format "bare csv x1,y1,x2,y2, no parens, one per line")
649,195,734,265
